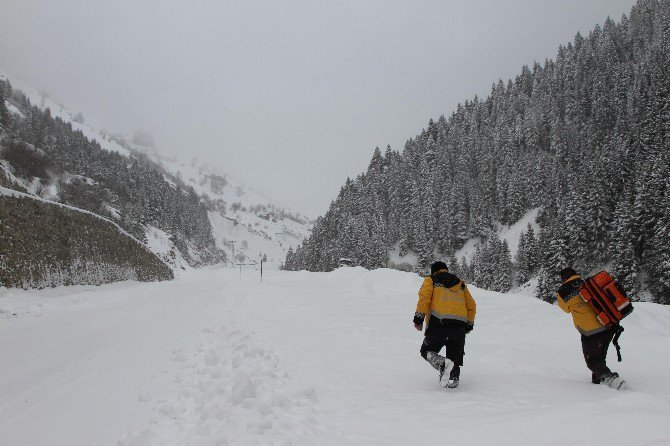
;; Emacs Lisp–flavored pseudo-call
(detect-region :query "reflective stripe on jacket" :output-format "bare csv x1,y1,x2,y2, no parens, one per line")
557,275,608,336
415,269,476,327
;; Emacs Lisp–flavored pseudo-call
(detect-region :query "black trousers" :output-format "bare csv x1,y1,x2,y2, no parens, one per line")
581,328,615,382
420,320,467,366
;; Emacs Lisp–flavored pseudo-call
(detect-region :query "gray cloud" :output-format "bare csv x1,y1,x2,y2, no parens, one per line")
0,0,635,216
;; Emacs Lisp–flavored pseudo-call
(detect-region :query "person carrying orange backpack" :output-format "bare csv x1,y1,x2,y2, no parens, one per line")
556,267,627,390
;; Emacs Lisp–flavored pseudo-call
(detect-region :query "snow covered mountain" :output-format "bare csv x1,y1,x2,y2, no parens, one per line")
2,266,669,445
0,71,312,287
0,72,131,158
136,148,312,269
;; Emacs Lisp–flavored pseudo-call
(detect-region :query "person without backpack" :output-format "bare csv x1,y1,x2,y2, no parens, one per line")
413,261,476,389
556,267,627,390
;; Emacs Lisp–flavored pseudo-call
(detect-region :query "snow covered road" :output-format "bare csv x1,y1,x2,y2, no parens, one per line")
2,266,670,445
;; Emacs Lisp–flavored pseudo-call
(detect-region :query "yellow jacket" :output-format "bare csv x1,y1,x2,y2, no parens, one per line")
415,269,476,327
557,275,608,336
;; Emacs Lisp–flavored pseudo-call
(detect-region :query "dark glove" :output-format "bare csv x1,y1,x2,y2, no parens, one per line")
413,312,425,326
465,321,474,334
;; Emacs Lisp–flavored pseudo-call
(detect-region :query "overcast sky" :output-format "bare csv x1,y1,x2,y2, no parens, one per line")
0,0,636,216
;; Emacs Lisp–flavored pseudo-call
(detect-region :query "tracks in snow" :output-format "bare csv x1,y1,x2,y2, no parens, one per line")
121,318,329,445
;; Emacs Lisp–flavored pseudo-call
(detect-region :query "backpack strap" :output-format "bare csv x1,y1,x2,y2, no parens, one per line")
612,325,624,362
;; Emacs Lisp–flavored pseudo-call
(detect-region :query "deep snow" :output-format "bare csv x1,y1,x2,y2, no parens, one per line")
1,267,669,445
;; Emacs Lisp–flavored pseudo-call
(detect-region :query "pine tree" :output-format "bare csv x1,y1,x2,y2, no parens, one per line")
459,256,473,282
535,269,556,303
495,239,513,292
515,229,529,284
516,224,539,284
0,80,9,128
472,244,485,288
448,254,460,278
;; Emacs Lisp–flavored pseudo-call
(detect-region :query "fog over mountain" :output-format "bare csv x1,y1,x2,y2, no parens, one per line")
0,0,635,216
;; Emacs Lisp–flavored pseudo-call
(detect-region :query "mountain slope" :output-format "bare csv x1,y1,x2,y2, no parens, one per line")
1,267,669,445
142,150,312,268
0,74,225,274
284,0,670,304
1,73,311,285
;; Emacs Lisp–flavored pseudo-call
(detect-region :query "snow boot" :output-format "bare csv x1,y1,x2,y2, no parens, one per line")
426,351,444,371
439,360,454,388
446,365,460,389
599,372,627,391
426,351,453,387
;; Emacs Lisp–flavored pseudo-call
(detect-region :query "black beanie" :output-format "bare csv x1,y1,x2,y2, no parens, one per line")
430,261,448,275
559,267,578,282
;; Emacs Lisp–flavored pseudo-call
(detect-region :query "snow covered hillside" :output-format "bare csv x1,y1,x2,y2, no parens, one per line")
142,151,312,268
1,71,224,276
454,207,541,262
0,71,130,158
2,267,669,445
387,207,541,272
1,71,311,272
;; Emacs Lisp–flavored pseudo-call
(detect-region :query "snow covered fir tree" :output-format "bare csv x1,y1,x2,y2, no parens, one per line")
284,0,670,305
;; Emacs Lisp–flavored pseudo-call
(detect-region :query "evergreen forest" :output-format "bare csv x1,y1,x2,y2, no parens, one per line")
284,0,670,305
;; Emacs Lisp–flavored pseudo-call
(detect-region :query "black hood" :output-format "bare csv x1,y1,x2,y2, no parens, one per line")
431,270,462,288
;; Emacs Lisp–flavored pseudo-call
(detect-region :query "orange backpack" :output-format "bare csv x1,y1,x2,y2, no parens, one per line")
578,271,634,362
579,271,634,327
